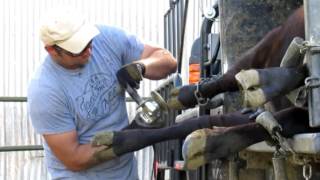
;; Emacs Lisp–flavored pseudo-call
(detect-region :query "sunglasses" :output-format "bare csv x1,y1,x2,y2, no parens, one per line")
54,41,92,57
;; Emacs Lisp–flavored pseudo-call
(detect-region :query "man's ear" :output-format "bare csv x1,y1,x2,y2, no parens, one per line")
45,45,58,56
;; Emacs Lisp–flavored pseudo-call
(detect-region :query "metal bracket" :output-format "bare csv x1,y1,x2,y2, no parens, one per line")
256,111,295,154
301,41,320,54
273,148,289,180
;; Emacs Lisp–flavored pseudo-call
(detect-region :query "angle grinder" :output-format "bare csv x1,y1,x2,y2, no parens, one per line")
125,84,168,128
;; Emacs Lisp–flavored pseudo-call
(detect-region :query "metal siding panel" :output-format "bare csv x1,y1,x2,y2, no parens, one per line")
0,0,170,180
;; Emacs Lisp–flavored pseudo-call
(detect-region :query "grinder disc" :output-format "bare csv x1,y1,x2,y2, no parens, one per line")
151,91,168,113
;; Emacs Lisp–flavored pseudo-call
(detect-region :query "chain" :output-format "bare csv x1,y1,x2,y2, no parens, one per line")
302,40,320,92
303,162,312,180
305,76,320,89
273,131,295,155
256,111,295,154
301,41,320,54
194,75,221,106
194,82,209,106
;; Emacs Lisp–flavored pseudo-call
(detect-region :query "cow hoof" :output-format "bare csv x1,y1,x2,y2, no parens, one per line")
182,129,208,170
235,69,266,107
182,129,207,159
242,88,266,107
235,69,260,90
182,128,224,170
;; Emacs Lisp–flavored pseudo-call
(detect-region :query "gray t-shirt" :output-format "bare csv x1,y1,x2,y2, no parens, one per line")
28,25,144,180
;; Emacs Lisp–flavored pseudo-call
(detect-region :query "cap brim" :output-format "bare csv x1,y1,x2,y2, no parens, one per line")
56,24,100,54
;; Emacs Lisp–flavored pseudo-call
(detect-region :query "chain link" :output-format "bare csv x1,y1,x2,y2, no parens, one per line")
194,84,209,106
301,41,320,53
302,40,320,94
273,131,295,155
194,75,221,106
303,162,312,180
256,111,295,154
305,76,320,89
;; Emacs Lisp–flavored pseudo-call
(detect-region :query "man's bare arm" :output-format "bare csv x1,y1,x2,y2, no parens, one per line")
137,44,177,80
43,131,108,171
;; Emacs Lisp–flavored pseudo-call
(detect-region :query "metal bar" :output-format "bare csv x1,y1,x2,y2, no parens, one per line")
0,96,151,102
171,9,177,57
272,155,288,180
170,11,174,55
176,1,181,60
304,0,320,127
228,158,240,180
132,97,154,102
0,96,27,102
0,145,44,152
200,17,213,79
177,0,189,74
164,13,169,50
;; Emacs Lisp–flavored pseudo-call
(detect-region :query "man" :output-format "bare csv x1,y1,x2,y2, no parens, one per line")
27,9,176,180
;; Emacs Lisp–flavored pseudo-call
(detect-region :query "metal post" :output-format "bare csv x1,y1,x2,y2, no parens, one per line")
228,160,239,180
272,152,288,180
304,0,320,127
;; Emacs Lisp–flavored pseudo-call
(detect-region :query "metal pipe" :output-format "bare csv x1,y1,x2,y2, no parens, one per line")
0,145,43,152
169,12,173,56
164,13,169,50
272,155,288,180
172,9,177,58
177,0,188,74
228,158,239,180
0,97,27,102
200,17,214,79
304,0,320,127
0,96,149,103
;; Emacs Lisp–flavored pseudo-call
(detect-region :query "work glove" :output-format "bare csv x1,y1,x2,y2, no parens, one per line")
116,62,146,89
167,85,198,110
91,131,118,163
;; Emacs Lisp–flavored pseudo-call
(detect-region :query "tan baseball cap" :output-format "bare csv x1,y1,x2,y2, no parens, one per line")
40,9,100,54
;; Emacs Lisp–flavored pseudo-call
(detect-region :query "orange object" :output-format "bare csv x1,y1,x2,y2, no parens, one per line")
189,63,200,84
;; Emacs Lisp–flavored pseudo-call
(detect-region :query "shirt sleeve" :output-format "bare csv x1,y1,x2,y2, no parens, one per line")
97,25,144,65
120,30,145,64
28,85,75,135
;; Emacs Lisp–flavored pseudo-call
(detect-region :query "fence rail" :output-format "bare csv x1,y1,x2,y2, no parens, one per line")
0,145,43,152
0,96,151,103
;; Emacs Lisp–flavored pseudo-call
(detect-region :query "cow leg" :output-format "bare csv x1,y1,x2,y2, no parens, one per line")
91,110,255,160
167,7,305,110
235,66,307,107
192,6,305,100
182,107,320,170
124,114,162,130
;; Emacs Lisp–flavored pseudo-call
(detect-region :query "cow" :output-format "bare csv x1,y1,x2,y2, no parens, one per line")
168,6,305,111
91,6,315,170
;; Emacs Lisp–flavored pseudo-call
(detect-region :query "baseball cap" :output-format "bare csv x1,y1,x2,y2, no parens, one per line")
40,8,100,54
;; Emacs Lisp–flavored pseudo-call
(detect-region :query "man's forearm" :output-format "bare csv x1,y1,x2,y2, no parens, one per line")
63,143,108,171
138,49,177,80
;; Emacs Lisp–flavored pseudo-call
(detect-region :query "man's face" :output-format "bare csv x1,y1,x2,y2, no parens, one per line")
53,41,92,69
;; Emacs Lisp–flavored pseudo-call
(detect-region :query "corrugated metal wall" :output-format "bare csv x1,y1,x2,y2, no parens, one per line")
0,0,217,179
